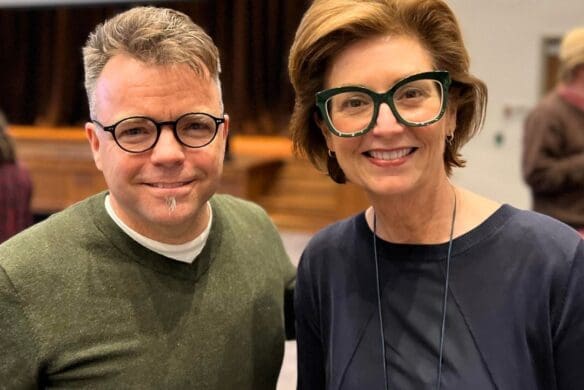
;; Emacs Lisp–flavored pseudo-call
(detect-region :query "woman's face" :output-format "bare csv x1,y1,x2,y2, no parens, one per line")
320,35,455,198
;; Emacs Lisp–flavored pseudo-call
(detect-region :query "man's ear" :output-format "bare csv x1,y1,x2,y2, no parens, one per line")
221,114,230,139
85,122,103,172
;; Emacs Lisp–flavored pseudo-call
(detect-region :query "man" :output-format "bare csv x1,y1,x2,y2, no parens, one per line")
0,7,295,388
523,27,584,237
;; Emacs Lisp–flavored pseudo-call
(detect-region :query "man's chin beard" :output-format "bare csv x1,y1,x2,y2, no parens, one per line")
165,196,177,214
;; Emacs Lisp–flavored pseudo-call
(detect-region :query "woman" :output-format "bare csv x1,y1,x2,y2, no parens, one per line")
287,0,584,389
0,110,33,243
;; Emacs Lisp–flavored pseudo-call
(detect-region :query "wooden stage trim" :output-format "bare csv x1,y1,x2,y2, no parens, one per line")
8,125,88,141
230,134,292,158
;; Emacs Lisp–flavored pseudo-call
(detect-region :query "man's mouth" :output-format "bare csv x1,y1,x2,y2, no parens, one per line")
146,180,193,189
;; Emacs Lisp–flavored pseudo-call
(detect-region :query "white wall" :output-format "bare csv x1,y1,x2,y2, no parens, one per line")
446,0,584,209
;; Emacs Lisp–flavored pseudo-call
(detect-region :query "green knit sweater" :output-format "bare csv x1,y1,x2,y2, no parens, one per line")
0,192,296,389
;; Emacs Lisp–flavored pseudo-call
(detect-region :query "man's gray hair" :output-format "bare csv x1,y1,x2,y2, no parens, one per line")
83,6,221,115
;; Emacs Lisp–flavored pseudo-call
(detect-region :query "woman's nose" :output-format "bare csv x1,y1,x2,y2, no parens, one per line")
371,102,404,135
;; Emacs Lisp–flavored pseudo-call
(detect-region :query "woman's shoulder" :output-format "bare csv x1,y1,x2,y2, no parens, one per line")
502,205,582,247
457,188,578,239
298,212,368,271
454,189,582,261
308,212,367,249
464,202,582,267
296,212,374,292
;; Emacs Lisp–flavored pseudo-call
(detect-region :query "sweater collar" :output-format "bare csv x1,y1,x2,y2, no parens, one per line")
88,191,220,282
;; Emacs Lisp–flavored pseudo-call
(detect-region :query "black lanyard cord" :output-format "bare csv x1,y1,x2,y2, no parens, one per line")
373,190,457,390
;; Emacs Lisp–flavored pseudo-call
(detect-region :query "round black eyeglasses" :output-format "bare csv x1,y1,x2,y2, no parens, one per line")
92,112,226,153
316,70,451,137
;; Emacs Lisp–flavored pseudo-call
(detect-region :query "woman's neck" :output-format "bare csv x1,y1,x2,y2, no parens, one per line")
366,180,457,244
365,184,502,244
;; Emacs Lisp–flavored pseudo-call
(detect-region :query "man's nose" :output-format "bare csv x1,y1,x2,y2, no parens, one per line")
149,126,185,164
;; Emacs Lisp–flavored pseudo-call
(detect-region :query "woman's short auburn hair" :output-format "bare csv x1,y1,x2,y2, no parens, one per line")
288,0,487,183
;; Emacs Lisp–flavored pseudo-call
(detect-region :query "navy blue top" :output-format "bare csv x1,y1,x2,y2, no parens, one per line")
295,205,584,390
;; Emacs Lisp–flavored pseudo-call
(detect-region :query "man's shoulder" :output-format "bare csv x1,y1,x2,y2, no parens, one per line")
210,194,269,220
0,194,103,267
208,194,284,246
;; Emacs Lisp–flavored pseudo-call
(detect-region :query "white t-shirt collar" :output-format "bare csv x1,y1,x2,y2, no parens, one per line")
104,194,212,263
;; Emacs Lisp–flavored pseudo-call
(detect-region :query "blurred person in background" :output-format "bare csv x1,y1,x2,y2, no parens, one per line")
523,27,584,237
288,0,584,389
0,109,32,243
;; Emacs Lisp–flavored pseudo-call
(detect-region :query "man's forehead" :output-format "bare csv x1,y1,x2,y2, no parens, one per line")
93,56,222,119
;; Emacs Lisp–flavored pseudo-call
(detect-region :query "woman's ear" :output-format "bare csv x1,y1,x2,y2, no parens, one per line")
313,111,334,151
446,102,457,135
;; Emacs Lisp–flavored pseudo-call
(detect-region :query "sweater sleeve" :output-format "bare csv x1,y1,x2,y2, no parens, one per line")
295,251,326,389
270,218,297,341
522,105,584,194
0,266,40,388
552,239,584,389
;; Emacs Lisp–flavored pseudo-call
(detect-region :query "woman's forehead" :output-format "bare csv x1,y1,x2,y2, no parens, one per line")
324,34,434,89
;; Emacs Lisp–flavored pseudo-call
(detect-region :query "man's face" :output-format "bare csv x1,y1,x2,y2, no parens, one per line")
85,53,229,244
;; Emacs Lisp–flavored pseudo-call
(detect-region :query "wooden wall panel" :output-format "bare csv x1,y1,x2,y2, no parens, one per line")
7,126,106,214
231,136,369,232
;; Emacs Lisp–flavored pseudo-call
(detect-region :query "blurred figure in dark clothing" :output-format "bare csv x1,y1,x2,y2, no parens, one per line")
523,27,584,237
0,109,33,243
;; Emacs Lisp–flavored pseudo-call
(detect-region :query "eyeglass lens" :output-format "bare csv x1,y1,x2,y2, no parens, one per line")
114,113,218,152
325,79,444,134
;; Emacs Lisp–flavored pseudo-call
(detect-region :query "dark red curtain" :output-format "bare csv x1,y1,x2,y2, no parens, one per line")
0,0,309,135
